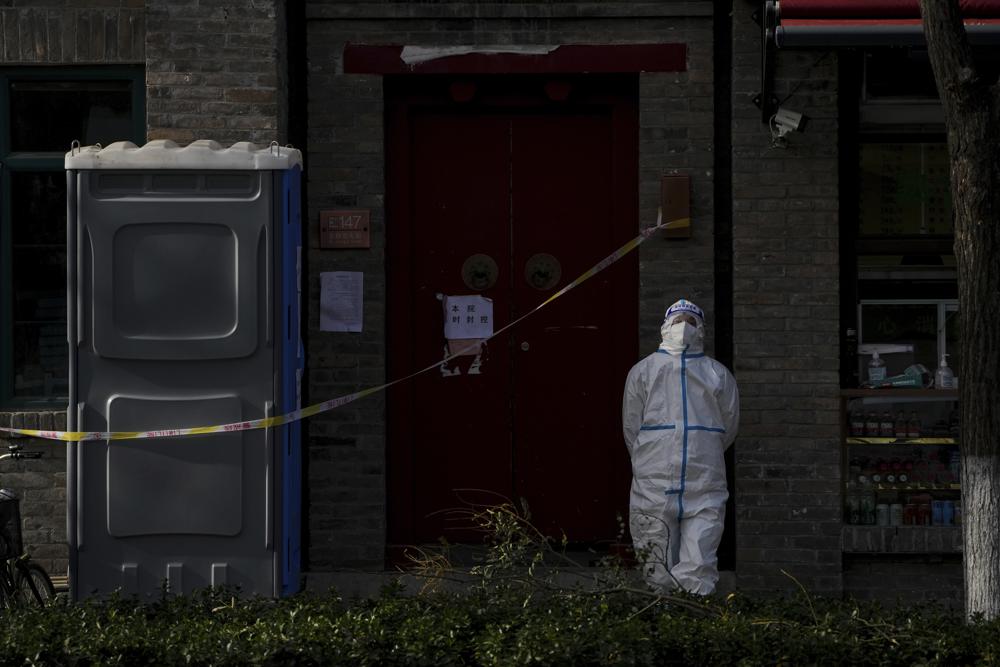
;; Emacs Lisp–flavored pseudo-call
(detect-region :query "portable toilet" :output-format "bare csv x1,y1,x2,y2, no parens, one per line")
65,140,303,599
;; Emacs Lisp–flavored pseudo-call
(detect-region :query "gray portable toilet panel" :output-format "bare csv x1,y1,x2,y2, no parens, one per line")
67,141,301,599
83,171,268,359
106,395,243,537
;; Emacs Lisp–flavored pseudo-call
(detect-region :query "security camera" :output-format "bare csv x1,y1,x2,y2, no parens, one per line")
771,107,807,136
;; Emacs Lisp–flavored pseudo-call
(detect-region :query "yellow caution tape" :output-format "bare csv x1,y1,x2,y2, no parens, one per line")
1,214,670,442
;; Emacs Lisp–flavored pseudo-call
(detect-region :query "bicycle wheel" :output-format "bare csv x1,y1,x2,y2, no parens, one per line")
14,562,55,606
0,563,16,609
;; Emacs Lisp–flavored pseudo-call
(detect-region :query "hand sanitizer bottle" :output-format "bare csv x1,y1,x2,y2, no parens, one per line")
935,354,954,390
867,351,886,385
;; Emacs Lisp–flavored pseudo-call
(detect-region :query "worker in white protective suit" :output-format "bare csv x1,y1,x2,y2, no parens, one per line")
622,299,739,595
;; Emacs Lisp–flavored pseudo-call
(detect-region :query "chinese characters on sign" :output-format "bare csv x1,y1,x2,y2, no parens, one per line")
320,209,371,249
443,295,493,340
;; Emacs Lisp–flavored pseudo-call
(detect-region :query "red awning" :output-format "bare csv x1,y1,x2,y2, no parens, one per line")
774,0,1000,46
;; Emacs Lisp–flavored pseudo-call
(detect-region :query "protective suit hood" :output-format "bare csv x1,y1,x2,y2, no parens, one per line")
660,299,705,354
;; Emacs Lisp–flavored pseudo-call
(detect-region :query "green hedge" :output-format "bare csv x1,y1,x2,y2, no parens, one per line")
0,585,997,666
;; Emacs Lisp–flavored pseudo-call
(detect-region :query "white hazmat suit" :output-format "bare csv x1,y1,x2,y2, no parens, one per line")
622,299,739,595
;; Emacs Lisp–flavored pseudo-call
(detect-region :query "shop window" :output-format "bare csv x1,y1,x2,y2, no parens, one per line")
844,50,964,389
0,67,143,407
851,139,959,384
858,300,960,379
855,138,956,297
858,142,951,238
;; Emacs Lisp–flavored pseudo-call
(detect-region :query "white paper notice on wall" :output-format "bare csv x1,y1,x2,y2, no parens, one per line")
320,271,364,332
443,294,493,340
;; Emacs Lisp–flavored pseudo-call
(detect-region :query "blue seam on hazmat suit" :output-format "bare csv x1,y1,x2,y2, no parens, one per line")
679,350,689,521
640,424,676,431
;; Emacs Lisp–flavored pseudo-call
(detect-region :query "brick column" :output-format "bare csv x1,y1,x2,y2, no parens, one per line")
305,14,387,568
731,5,843,594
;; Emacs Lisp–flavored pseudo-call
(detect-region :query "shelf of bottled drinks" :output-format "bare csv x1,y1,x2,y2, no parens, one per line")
841,390,960,545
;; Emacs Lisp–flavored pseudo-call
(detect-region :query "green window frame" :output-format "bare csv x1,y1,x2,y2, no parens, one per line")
0,66,144,408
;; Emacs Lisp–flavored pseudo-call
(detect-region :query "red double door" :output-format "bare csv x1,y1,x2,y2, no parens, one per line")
387,77,638,550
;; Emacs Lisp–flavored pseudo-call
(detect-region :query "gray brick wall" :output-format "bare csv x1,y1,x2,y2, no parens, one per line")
145,0,286,144
0,412,68,577
0,3,143,64
304,0,715,570
731,7,843,594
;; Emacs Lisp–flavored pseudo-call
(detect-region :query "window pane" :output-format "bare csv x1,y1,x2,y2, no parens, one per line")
12,247,66,320
13,322,67,399
10,171,67,400
858,143,953,237
10,79,133,152
11,172,64,244
860,303,938,372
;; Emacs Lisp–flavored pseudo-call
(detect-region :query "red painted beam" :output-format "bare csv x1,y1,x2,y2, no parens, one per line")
782,18,1000,26
344,44,686,74
779,0,1000,19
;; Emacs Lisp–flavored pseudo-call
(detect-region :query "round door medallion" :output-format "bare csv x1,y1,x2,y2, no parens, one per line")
525,253,561,290
461,253,499,291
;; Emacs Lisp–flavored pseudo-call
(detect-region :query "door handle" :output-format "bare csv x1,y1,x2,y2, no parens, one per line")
521,341,530,352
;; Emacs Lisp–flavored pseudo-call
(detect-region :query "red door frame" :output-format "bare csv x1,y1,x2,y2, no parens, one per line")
385,74,639,556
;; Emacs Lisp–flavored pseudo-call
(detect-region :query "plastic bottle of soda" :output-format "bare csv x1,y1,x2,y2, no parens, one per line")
880,410,894,437
894,411,908,439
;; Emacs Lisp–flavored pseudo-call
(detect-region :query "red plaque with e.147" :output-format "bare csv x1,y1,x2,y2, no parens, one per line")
320,209,370,249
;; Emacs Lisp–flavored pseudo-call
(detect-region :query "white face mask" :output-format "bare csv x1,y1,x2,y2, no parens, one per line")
661,321,703,350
